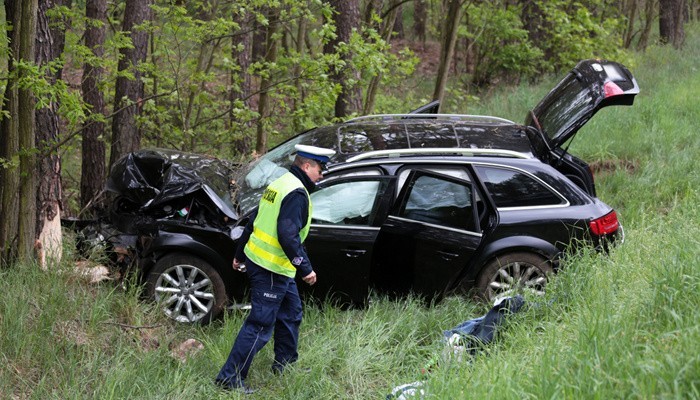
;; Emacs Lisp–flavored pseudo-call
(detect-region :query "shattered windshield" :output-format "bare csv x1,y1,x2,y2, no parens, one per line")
232,131,325,214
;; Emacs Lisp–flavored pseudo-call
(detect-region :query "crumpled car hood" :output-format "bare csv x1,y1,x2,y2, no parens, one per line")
106,148,238,220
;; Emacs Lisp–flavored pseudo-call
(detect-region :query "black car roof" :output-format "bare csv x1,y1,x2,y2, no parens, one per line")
301,116,534,164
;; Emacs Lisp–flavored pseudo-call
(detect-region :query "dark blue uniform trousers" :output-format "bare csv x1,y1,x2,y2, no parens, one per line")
216,261,303,388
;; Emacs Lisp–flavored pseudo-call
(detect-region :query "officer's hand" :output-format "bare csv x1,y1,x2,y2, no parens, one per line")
302,271,317,286
232,258,245,272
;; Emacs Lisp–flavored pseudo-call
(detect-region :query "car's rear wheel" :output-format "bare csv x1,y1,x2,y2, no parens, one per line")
145,253,227,324
475,252,553,302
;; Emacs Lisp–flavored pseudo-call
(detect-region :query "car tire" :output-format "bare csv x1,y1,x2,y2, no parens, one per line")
145,253,227,324
475,252,553,302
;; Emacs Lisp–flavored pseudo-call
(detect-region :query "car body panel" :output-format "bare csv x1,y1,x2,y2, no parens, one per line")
372,215,482,299
107,148,238,215
108,148,622,308
301,175,397,303
303,225,378,303
137,225,248,302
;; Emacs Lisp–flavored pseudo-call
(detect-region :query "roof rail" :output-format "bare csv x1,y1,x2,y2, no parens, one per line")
345,148,530,162
345,113,516,125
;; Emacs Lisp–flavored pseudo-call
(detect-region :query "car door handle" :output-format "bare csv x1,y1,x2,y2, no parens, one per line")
437,250,460,260
341,249,367,258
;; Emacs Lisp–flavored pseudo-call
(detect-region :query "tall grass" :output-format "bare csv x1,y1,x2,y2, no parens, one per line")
2,26,700,399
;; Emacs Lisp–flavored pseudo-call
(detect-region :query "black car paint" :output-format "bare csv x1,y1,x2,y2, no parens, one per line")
78,59,635,323
135,154,619,309
299,156,614,304
370,169,482,299
137,222,248,303
528,59,639,148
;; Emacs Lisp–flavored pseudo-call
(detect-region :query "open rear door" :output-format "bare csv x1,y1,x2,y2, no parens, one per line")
371,170,483,300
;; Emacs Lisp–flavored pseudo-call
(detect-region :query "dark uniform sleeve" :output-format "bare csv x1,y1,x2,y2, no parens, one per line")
234,209,257,262
277,189,313,277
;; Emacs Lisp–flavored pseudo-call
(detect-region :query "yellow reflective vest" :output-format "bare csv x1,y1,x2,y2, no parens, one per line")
244,172,312,278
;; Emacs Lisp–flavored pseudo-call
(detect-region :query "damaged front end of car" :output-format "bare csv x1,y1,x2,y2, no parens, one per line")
64,149,248,323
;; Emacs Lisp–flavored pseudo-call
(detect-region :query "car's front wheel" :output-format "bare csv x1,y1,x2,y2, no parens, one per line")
145,253,227,324
475,252,553,302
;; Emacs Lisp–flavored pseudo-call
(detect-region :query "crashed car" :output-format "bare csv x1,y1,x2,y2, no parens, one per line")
85,59,637,324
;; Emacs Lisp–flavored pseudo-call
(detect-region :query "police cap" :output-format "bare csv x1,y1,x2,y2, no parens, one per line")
294,144,336,164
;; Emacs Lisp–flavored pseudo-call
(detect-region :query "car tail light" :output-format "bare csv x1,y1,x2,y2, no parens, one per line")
604,81,624,98
590,211,619,236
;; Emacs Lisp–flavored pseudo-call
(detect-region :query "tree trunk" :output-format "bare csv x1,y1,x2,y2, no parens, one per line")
363,1,400,115
183,1,222,151
292,14,308,132
230,8,253,156
623,0,639,48
638,0,657,50
363,0,382,27
659,0,686,48
432,0,464,112
34,0,71,267
0,1,21,265
18,0,39,264
392,4,404,39
414,0,427,45
252,8,267,63
255,8,280,155
109,0,153,170
1,0,40,265
521,0,549,59
81,0,107,212
325,0,363,119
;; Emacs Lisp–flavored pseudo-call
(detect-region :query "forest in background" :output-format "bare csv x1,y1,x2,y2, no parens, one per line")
1,23,698,398
0,0,697,265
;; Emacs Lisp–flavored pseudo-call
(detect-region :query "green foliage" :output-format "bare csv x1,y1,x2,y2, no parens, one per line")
462,2,543,88
533,0,631,72
454,0,631,89
10,57,88,135
131,0,421,155
3,26,700,397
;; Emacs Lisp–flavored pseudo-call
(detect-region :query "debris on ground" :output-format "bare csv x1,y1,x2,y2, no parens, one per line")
74,260,111,284
389,296,526,398
170,338,204,362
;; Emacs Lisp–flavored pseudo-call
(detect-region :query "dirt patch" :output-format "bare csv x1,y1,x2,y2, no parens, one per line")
53,320,91,347
590,159,638,175
170,338,205,362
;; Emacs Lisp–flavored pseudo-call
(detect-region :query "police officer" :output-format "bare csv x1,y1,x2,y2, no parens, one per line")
215,144,335,393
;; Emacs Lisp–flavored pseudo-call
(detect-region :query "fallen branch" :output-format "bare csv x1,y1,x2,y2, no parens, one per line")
102,321,164,330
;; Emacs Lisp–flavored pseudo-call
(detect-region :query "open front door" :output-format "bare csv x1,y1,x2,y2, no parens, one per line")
371,169,483,300
302,175,396,305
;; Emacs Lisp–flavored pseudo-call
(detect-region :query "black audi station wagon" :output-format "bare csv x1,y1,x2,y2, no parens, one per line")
103,59,638,323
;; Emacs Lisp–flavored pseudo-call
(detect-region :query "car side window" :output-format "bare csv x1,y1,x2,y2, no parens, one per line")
311,179,388,226
400,174,475,231
475,165,565,208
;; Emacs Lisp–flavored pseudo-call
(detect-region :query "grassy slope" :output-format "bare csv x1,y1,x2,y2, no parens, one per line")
2,27,699,399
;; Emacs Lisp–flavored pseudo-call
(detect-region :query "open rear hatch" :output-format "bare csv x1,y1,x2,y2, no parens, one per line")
526,59,639,150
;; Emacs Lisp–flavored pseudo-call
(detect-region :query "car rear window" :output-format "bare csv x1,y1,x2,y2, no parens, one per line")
475,165,565,208
534,75,592,142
